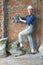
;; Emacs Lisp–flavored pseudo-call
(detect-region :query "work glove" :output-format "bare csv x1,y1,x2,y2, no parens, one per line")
12,14,20,23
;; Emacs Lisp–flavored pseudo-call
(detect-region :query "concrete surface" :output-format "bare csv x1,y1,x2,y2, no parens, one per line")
0,53,43,65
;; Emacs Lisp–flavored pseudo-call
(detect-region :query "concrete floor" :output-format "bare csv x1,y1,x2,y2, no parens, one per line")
0,53,43,65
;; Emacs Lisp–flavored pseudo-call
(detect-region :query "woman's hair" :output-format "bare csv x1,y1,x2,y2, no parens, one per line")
27,5,33,10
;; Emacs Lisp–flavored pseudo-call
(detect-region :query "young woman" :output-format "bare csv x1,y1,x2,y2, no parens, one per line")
18,5,36,53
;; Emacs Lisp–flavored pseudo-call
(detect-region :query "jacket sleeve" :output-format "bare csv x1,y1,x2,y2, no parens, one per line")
21,16,27,20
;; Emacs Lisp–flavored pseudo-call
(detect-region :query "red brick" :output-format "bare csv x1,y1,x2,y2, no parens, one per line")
0,7,2,13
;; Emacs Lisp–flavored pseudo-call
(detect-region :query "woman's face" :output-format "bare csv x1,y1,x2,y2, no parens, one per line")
27,9,32,14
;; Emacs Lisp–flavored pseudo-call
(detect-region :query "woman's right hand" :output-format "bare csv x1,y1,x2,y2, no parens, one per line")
19,17,22,21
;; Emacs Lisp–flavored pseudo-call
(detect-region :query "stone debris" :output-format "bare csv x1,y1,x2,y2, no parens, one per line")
0,38,8,58
38,43,43,57
7,40,25,57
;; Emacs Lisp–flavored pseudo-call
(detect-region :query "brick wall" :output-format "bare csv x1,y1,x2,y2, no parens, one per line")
6,0,36,41
5,0,41,48
0,0,43,48
0,0,3,38
3,0,35,48
40,0,43,44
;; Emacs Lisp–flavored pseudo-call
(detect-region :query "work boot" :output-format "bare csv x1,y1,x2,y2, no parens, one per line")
17,43,23,50
30,49,37,54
